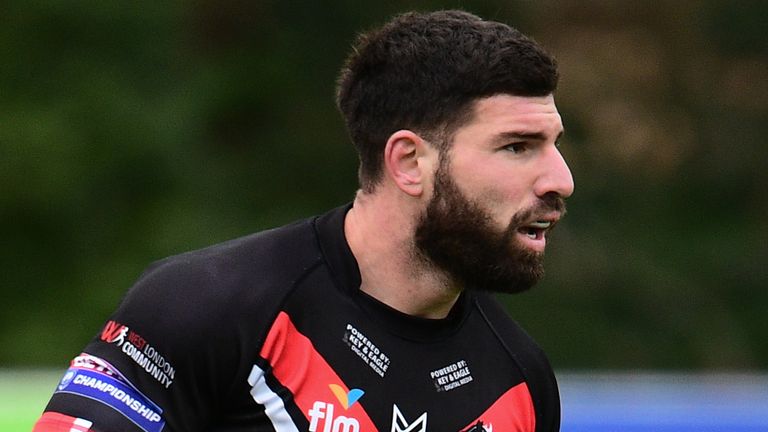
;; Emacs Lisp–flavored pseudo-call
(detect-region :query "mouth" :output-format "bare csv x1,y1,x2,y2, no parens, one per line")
514,216,559,252
518,220,552,240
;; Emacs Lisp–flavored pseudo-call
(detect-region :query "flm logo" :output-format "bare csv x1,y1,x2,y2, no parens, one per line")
307,384,365,432
329,383,365,409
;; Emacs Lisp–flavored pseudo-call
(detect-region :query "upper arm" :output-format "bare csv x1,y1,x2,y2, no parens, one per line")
34,257,247,432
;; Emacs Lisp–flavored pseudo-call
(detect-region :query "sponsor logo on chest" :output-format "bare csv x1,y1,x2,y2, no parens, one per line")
430,359,474,392
307,384,366,432
342,323,391,377
391,404,427,432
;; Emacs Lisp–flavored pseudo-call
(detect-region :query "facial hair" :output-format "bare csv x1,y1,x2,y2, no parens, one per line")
414,159,565,294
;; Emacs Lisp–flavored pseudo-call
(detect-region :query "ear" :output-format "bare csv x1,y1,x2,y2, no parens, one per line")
383,130,435,197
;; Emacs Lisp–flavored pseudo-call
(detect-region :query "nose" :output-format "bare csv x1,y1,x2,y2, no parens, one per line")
534,147,574,199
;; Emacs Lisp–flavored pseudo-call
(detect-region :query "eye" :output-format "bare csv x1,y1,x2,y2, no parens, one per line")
504,142,528,154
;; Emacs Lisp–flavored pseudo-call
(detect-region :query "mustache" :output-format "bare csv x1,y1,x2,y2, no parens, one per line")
540,192,567,215
508,193,567,229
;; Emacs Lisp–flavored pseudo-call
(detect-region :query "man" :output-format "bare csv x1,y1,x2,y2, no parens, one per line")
35,10,573,432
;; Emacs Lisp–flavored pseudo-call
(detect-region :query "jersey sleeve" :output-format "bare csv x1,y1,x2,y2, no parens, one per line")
35,256,241,431
34,220,323,432
35,250,272,432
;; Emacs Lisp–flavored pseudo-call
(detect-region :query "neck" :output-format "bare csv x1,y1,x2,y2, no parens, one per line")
345,189,462,319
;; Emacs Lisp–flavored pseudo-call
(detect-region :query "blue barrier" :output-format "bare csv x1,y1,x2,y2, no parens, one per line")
559,372,768,431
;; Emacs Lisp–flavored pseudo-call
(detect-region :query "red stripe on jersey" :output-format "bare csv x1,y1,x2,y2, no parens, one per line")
33,412,93,432
461,382,536,432
260,311,378,431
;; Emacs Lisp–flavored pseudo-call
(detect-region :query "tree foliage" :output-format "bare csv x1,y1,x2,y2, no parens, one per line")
1,0,766,369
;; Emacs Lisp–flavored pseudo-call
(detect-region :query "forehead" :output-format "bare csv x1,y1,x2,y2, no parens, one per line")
457,94,563,140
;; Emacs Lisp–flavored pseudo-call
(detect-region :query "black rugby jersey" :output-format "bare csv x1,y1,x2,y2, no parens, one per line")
35,205,560,432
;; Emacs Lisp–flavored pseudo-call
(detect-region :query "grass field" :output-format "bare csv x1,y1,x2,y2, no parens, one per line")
5,370,768,431
0,369,62,431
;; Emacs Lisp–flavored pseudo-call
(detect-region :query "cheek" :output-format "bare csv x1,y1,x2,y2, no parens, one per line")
471,182,524,220
451,157,529,213
469,167,528,203
479,178,535,223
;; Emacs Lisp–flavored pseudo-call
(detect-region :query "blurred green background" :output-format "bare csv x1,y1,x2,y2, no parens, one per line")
2,0,766,378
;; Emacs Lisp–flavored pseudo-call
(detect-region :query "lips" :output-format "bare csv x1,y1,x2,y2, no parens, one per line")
519,220,552,240
514,214,560,252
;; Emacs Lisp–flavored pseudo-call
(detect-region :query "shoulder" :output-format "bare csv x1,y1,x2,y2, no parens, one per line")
125,216,324,322
48,210,348,430
473,293,561,432
473,293,548,360
143,216,322,287
106,215,329,375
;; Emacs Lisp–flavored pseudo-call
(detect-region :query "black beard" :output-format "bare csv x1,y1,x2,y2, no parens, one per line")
414,161,565,294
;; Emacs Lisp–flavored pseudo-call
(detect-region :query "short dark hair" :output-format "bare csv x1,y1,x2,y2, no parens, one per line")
336,10,559,192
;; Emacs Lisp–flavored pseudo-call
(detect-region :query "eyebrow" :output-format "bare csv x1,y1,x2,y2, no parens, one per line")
493,130,564,144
